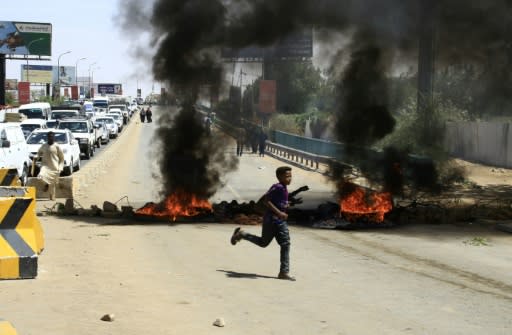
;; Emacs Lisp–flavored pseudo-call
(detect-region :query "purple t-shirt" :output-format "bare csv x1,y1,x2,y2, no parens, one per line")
265,182,289,213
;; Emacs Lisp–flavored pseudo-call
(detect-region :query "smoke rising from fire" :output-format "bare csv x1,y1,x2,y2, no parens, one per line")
154,104,237,199
120,0,512,196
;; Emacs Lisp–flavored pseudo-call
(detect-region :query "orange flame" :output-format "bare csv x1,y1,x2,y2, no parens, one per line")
136,191,213,221
339,184,393,222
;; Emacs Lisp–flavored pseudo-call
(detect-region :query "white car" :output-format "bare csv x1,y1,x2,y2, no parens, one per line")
95,116,119,138
104,113,123,132
27,129,81,176
109,104,129,124
20,119,48,139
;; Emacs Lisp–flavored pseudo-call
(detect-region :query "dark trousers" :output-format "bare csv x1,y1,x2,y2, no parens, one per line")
236,140,244,156
258,142,266,156
242,215,291,273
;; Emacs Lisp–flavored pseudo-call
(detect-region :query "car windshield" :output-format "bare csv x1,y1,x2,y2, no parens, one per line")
58,122,88,133
27,132,67,144
21,124,42,132
93,102,108,108
106,114,120,120
21,124,42,138
51,111,78,120
19,108,44,119
84,105,93,111
96,118,114,124
46,121,58,128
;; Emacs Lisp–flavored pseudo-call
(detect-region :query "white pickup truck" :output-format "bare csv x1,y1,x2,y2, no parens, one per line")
0,122,31,185
57,119,100,159
108,104,129,125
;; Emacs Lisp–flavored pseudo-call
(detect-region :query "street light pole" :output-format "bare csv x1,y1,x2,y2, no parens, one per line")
88,62,97,99
91,67,100,91
56,50,71,98
75,57,87,86
90,66,100,98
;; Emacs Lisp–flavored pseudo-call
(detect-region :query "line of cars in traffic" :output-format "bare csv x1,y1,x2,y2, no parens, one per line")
0,97,139,184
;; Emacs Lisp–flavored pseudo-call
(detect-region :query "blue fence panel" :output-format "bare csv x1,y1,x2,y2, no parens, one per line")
272,130,345,157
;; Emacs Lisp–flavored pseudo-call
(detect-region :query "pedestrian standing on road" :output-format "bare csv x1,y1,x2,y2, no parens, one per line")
250,126,258,154
146,106,153,123
258,127,268,157
204,115,212,135
236,126,246,156
35,131,64,201
230,166,296,281
140,107,146,123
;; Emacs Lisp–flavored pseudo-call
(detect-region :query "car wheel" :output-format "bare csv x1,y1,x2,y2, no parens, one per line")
96,139,101,148
74,156,81,171
90,144,95,157
63,159,72,176
84,147,91,159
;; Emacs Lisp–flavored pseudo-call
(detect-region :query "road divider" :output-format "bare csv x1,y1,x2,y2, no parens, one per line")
0,169,21,186
0,186,44,279
26,177,73,199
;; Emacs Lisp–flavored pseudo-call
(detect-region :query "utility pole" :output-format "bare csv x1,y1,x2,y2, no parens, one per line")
0,54,5,106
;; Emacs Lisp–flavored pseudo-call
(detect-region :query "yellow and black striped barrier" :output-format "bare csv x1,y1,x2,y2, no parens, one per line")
0,187,44,280
0,318,18,334
0,169,21,187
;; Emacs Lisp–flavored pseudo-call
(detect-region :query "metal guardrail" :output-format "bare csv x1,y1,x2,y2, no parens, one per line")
201,107,436,189
265,141,333,170
204,110,340,172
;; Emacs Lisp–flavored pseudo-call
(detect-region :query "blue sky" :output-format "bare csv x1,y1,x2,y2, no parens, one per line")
3,0,159,98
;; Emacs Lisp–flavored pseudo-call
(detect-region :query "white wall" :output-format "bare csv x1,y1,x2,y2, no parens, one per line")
445,121,512,168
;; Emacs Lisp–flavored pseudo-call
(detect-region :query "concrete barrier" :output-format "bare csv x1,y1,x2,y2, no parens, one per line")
0,186,44,280
0,169,21,187
25,177,73,200
0,319,18,334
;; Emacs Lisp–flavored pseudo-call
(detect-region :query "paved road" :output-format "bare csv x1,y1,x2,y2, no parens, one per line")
4,106,512,335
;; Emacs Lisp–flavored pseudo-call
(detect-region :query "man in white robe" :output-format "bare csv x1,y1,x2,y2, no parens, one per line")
36,132,64,200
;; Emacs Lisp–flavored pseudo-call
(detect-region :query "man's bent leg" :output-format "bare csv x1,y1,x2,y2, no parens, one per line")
242,218,275,247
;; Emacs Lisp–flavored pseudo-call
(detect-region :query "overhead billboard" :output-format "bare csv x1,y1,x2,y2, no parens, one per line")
0,21,52,56
97,84,123,95
222,29,313,60
52,66,76,86
259,80,277,114
21,65,53,83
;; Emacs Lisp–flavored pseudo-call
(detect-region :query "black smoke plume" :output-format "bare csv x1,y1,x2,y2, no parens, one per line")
155,103,236,199
119,0,512,198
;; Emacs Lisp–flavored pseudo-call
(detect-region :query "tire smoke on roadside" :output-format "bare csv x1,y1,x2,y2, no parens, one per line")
119,0,512,196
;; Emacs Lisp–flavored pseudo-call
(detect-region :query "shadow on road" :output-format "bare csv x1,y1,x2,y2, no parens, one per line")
217,269,276,280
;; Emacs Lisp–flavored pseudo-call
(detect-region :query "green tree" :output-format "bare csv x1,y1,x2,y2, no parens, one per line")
5,92,16,106
269,61,324,114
